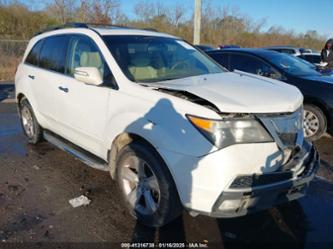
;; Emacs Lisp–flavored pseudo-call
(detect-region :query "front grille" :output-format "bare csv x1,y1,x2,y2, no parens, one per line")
230,172,293,189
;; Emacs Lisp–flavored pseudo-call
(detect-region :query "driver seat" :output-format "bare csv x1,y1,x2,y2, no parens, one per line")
128,52,157,81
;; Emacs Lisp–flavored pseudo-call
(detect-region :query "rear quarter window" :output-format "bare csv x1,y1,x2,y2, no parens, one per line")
25,40,43,66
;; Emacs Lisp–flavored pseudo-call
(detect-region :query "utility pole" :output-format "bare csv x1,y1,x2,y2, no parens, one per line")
193,0,201,45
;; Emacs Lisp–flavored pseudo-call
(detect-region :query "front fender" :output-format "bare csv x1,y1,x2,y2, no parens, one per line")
103,109,216,159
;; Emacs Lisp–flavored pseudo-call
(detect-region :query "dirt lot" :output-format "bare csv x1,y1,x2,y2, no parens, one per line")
1,96,333,248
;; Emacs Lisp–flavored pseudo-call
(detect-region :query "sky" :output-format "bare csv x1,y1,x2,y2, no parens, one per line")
26,0,333,38
122,0,333,38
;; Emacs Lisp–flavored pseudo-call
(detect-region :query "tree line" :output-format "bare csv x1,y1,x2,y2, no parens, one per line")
0,0,328,49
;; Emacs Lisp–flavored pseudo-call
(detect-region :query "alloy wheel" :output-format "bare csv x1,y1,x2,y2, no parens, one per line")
120,156,160,215
303,109,320,138
21,106,35,138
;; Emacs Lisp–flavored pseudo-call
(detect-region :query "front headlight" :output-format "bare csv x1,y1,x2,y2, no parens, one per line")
186,114,273,149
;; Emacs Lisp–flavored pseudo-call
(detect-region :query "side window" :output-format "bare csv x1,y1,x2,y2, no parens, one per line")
280,49,295,55
67,35,116,87
39,36,69,73
209,53,229,69
229,54,257,72
25,40,43,66
305,55,320,64
229,54,281,79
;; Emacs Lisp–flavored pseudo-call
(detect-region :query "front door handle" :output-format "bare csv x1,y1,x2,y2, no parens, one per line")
58,86,69,93
28,75,35,80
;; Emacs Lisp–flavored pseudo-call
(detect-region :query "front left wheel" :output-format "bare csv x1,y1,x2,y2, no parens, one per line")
303,104,327,141
115,141,183,227
19,97,43,144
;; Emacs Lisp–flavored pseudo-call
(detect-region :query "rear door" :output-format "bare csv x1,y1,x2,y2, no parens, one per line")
26,35,69,129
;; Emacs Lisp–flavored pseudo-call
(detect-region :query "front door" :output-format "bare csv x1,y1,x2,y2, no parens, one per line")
54,35,116,158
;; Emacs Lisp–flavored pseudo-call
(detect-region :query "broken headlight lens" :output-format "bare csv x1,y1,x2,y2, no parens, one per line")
187,114,273,149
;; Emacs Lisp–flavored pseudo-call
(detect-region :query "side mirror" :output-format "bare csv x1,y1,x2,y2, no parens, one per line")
74,67,103,86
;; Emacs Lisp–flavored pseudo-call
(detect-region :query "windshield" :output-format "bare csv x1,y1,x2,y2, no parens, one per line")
267,53,321,76
102,35,225,83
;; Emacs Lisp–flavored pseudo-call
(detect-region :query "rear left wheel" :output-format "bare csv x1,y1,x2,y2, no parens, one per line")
19,97,43,144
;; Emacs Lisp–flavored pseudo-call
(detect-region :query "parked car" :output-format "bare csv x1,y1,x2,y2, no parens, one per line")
207,48,333,140
218,44,240,49
297,53,333,75
263,46,312,56
16,23,319,227
194,44,215,51
297,52,321,66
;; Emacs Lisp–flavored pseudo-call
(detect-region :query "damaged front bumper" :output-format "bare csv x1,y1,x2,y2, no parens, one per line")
205,141,319,218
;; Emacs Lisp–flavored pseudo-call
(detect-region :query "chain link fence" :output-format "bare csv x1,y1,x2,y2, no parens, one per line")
0,39,28,81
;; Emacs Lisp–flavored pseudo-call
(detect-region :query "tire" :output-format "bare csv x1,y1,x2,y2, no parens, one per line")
19,97,43,144
303,104,327,141
115,141,182,227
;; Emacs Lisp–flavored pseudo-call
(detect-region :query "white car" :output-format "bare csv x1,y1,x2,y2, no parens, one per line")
297,52,322,67
15,23,319,227
263,46,312,56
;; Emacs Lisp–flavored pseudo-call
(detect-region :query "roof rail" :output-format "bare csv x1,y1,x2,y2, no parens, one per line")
86,23,131,29
34,23,88,36
34,22,159,36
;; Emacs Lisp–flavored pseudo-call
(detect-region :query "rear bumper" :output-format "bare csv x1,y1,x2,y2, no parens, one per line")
202,142,319,218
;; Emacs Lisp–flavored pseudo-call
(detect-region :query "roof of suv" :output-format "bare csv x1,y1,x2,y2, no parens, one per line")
34,23,177,39
92,27,176,37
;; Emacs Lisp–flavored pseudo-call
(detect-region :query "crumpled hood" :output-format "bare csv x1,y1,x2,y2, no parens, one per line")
149,72,303,113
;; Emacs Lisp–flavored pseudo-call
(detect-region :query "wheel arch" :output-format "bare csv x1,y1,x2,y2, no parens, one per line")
303,96,330,129
108,132,161,179
17,93,26,105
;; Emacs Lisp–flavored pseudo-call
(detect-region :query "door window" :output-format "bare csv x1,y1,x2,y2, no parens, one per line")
209,53,229,69
67,35,115,87
229,53,281,79
39,36,69,73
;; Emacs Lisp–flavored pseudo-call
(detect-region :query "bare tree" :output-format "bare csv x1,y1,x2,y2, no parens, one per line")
90,0,119,24
171,4,185,27
46,0,75,23
134,1,169,22
77,0,90,22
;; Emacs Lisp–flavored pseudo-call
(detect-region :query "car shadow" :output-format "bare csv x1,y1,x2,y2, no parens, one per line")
217,201,308,249
131,215,186,243
130,200,308,248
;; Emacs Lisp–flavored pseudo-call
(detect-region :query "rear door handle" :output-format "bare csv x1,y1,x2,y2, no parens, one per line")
28,75,35,80
58,86,69,93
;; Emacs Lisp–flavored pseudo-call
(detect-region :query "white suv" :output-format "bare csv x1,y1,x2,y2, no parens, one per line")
15,23,319,227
